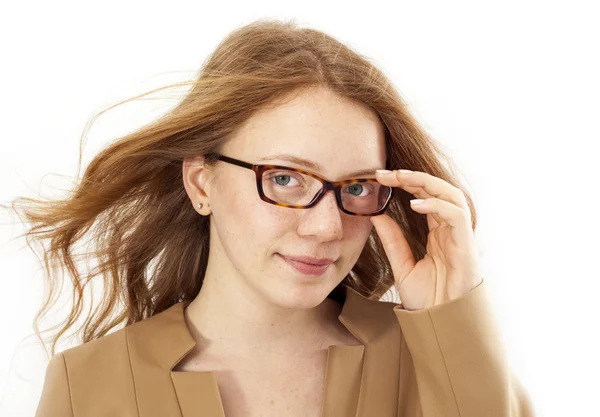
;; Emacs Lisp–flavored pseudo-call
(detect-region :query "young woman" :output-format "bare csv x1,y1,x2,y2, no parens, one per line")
12,18,534,417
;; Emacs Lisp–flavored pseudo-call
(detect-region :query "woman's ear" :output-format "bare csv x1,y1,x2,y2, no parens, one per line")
182,156,212,212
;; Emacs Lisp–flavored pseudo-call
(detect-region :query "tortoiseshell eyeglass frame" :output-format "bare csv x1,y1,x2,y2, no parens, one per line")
206,152,393,217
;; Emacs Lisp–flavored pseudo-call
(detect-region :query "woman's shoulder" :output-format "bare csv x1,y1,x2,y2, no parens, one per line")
58,301,187,372
60,301,185,361
59,325,130,378
39,326,139,416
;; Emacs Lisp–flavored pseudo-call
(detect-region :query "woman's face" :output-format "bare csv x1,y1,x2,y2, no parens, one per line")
184,87,387,309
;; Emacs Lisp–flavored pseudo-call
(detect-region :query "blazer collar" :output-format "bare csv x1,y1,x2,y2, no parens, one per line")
129,285,396,371
126,285,402,417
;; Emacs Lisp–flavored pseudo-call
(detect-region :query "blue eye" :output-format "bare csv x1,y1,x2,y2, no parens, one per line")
266,171,304,188
344,183,373,197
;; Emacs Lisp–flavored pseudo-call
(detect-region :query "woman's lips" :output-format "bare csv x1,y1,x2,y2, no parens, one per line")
277,254,333,276
278,254,336,265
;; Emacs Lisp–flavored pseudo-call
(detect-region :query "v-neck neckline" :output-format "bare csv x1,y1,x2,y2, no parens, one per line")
170,341,366,417
170,297,366,417
126,284,403,416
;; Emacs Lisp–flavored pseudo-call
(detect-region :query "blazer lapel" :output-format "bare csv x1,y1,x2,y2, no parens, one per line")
333,286,402,417
127,285,401,417
320,343,365,417
170,371,226,417
127,299,226,417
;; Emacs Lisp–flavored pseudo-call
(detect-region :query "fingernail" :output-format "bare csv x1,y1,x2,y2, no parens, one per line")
399,169,413,174
410,199,424,205
376,169,392,175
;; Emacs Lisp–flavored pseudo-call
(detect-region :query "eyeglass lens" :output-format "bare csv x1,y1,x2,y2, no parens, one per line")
262,168,390,214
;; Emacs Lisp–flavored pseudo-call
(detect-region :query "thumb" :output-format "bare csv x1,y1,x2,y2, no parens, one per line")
370,214,415,285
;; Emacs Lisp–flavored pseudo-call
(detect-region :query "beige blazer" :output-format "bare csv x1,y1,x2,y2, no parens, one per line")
34,279,535,416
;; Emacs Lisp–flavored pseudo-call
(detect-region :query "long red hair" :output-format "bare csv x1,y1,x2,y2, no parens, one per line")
3,18,477,358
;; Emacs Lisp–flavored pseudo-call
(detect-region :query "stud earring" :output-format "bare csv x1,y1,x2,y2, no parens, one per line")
197,202,203,209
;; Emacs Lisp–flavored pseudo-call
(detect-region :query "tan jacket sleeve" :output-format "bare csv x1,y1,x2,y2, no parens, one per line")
394,279,536,417
34,352,74,417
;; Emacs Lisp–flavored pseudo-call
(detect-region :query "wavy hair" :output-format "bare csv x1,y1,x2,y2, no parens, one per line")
3,18,477,358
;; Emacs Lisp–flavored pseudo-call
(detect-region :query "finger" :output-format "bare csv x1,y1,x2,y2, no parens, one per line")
392,181,441,226
376,170,468,211
409,197,473,246
375,170,442,226
369,213,415,285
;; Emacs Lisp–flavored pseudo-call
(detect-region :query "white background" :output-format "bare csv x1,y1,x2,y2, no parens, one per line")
1,1,599,416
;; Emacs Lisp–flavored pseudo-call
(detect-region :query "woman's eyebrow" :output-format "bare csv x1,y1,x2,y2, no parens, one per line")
257,153,381,178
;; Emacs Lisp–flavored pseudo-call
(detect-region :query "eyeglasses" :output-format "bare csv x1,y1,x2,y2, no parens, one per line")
206,152,393,216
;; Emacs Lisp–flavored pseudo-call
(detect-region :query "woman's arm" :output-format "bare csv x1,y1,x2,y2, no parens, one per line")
394,279,535,416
